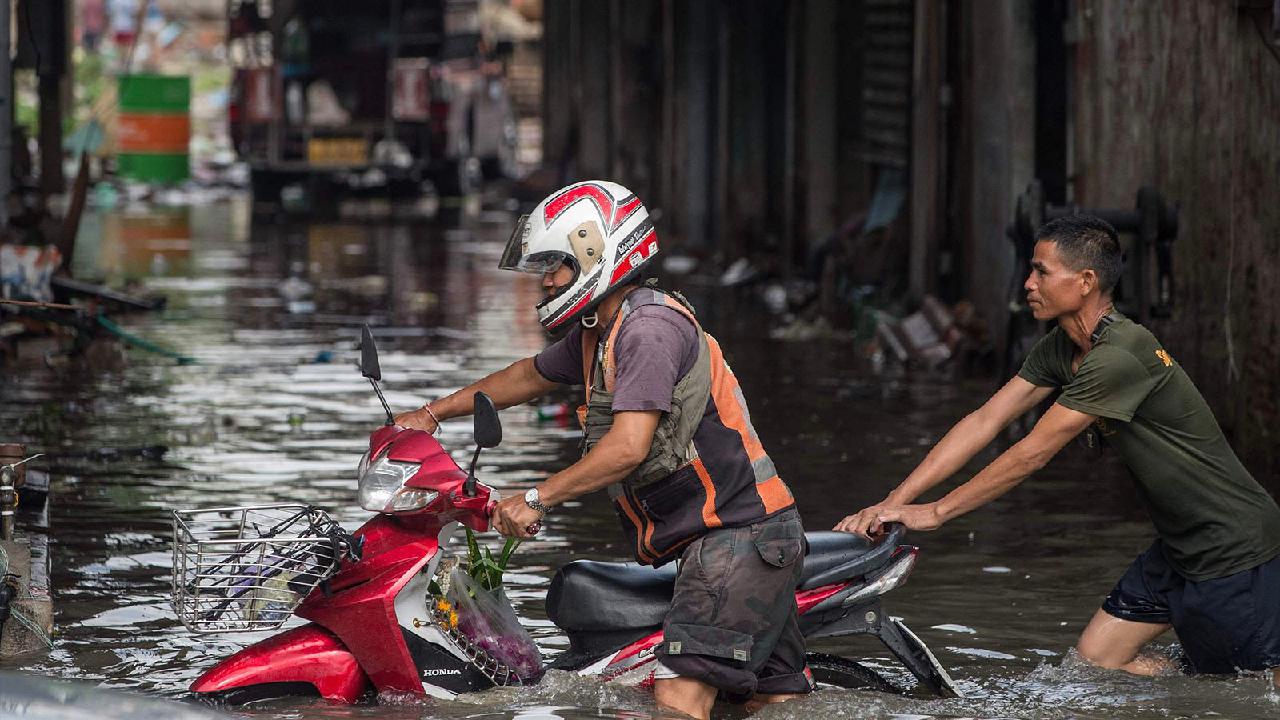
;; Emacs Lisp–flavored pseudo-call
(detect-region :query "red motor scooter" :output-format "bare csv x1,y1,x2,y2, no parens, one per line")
174,327,959,704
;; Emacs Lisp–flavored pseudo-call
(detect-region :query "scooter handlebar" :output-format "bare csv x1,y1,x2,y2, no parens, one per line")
483,499,542,537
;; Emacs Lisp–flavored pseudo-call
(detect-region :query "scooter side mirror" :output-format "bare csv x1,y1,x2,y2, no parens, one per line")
359,325,382,381
359,325,393,425
472,392,502,449
464,392,502,497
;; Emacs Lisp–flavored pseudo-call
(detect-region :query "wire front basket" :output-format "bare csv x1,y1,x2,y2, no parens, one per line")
172,504,349,633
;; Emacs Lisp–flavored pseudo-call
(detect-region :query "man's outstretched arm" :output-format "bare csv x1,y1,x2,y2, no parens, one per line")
394,357,558,432
871,402,1095,532
835,376,1054,537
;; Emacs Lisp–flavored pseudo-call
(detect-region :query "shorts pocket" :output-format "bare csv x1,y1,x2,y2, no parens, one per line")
662,622,754,666
752,518,803,568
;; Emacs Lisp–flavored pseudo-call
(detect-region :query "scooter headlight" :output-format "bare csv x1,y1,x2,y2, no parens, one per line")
357,451,437,513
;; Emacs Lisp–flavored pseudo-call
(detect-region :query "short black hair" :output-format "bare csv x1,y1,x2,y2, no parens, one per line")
1035,214,1123,293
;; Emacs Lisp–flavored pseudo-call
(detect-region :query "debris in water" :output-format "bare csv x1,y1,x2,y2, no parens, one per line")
932,624,978,634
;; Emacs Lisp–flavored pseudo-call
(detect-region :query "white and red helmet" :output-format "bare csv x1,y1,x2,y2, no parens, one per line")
500,181,658,331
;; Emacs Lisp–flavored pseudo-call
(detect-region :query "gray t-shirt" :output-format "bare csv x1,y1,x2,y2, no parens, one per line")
534,305,699,412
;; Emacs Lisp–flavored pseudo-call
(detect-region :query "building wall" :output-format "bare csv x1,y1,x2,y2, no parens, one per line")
1070,0,1280,481
542,0,876,267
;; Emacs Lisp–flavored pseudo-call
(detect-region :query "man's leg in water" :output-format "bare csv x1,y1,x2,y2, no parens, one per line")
654,676,717,720
1075,608,1172,674
745,608,810,712
742,692,803,713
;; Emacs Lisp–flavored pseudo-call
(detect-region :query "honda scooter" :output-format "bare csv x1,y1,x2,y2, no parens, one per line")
175,327,959,704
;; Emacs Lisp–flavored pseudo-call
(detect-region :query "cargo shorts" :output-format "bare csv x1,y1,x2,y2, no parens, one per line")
654,509,812,699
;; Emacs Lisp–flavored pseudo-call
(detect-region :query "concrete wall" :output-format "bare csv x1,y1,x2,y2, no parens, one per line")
1069,0,1280,481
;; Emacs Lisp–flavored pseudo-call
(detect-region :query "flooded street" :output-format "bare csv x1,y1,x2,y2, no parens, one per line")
1,195,1276,720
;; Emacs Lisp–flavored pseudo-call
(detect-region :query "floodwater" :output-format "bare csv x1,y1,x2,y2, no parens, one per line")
0,194,1276,719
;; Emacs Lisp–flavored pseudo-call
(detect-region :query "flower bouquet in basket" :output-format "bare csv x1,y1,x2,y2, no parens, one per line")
430,528,544,683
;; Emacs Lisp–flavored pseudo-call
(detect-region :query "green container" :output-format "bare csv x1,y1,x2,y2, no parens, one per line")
118,74,191,113
117,74,190,183
117,153,190,184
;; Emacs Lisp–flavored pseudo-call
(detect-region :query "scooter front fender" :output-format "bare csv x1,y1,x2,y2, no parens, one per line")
191,623,370,703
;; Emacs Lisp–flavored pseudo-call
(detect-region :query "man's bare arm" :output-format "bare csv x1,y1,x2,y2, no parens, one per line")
490,411,660,537
835,376,1053,536
393,357,559,432
873,403,1096,531
889,376,1054,503
538,410,660,505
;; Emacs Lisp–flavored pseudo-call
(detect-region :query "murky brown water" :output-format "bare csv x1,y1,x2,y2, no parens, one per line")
1,195,1277,719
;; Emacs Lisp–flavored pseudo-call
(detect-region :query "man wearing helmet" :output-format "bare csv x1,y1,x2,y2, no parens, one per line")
395,181,809,718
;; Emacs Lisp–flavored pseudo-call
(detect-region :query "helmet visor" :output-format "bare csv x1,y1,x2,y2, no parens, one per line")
498,215,568,275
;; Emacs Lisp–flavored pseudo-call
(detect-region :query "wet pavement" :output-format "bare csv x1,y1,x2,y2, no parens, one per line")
0,195,1277,719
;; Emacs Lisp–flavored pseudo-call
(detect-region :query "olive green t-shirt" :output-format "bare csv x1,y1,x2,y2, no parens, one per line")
1018,314,1280,581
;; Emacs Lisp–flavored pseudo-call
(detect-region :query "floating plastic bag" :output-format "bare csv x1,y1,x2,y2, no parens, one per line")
445,566,544,682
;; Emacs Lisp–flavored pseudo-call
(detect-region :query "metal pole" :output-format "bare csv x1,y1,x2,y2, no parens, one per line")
0,0,12,229
0,443,26,542
384,0,401,150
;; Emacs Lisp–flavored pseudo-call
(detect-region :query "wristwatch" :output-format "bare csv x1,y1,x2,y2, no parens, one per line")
524,487,550,515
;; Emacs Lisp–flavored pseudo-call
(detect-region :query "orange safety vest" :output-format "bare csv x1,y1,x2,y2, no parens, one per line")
577,287,795,566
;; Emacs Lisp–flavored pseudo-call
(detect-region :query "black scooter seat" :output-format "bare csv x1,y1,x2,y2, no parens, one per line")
798,526,904,590
546,527,905,631
546,560,677,631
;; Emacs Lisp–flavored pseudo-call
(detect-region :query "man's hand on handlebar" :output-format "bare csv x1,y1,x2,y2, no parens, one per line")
834,502,943,538
491,494,544,539
393,407,439,434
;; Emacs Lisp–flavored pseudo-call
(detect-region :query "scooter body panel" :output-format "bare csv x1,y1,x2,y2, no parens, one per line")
190,623,370,703
297,534,439,694
582,629,663,683
393,566,499,698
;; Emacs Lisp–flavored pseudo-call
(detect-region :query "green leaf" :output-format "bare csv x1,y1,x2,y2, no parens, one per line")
499,537,520,569
465,526,481,569
458,524,523,592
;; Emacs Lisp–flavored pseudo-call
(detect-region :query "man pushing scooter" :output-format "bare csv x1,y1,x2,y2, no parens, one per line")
396,181,810,718
834,215,1280,684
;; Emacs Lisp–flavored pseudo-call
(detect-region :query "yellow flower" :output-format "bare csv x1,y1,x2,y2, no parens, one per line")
436,598,452,613
448,610,459,629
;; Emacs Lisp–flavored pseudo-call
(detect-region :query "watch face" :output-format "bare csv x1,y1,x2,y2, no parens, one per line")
524,488,546,512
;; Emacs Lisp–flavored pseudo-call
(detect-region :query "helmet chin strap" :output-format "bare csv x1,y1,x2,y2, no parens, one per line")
580,312,599,329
